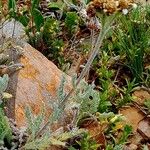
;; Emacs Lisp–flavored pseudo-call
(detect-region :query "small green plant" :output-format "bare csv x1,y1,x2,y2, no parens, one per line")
22,0,44,48
20,0,44,33
118,125,132,144
106,125,132,150
98,91,112,113
24,105,61,150
106,144,124,150
0,108,12,147
24,108,63,149
97,112,125,131
8,0,17,18
117,79,136,107
0,74,13,148
96,112,132,150
143,145,149,150
0,74,12,106
144,99,150,112
65,12,79,36
43,18,60,47
114,6,150,83
0,68,13,149
0,74,9,94
96,52,114,112
74,81,100,117
42,18,64,64
76,132,100,150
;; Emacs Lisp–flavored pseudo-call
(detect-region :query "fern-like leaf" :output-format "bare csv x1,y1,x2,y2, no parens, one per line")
0,74,9,93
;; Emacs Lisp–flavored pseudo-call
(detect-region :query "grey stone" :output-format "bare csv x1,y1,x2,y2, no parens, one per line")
0,19,27,41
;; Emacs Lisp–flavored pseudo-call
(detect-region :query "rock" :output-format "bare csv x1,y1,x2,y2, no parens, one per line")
129,132,143,146
119,106,144,132
5,39,72,127
133,89,150,105
137,117,150,140
123,144,138,150
0,19,27,41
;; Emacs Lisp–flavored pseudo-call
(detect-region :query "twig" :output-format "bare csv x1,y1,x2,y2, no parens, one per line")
12,19,16,38
133,101,147,115
85,29,95,81
132,86,150,94
113,67,120,83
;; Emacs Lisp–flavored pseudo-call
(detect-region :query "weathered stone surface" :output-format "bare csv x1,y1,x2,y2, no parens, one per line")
6,40,71,127
119,107,144,132
0,19,27,41
138,117,150,140
133,89,150,105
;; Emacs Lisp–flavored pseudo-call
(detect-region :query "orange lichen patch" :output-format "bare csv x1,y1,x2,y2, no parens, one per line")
15,100,52,127
46,80,58,97
19,56,39,80
46,77,72,98
15,105,26,127
37,85,45,103
46,83,57,97
29,102,42,115
16,103,41,127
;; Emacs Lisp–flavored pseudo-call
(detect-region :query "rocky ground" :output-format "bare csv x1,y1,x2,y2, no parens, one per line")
0,0,150,150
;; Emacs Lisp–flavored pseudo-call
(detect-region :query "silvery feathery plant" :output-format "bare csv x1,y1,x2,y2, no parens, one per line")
0,74,12,105
0,74,12,148
0,108,12,148
70,77,100,120
23,76,68,149
23,75,101,149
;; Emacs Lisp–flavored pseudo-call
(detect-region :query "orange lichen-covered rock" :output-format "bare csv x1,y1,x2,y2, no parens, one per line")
7,41,71,127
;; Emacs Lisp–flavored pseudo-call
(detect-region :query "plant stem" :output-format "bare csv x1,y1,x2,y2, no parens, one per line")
36,15,116,138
